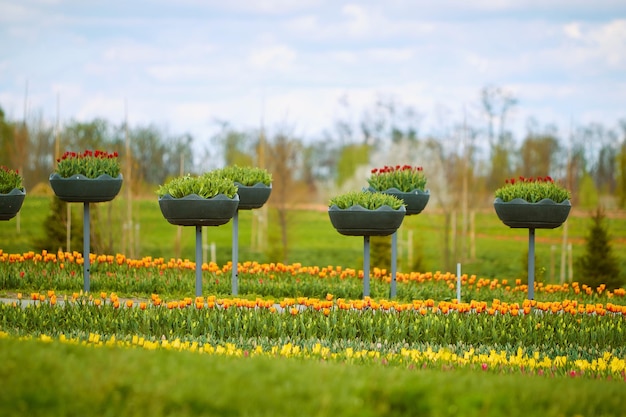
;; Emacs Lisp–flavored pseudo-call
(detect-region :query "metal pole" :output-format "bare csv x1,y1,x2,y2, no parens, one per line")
195,225,202,297
390,231,397,298
232,210,239,295
528,228,535,300
363,236,370,298
83,203,90,293
456,262,461,302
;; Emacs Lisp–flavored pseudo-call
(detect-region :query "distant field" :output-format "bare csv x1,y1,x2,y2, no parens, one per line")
1,195,625,281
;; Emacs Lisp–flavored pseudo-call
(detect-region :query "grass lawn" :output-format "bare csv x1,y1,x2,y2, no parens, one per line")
1,336,624,417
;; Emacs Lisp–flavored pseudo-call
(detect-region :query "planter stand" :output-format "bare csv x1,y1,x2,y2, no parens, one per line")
49,174,123,293
82,203,90,292
386,191,429,298
390,231,398,298
195,226,203,297
363,236,371,297
328,204,405,298
528,228,536,300
494,198,571,300
158,193,239,297
232,210,239,295
230,183,271,295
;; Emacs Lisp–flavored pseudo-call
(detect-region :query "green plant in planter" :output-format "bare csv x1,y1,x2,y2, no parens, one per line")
367,165,427,192
157,172,238,199
214,165,272,186
0,166,23,194
55,150,121,178
495,176,570,203
329,191,403,210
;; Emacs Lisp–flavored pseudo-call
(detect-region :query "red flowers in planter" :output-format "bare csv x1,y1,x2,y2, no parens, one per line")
367,165,426,193
55,150,121,179
505,176,554,186
496,175,570,203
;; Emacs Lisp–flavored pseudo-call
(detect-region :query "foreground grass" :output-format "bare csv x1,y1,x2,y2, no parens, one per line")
1,337,624,417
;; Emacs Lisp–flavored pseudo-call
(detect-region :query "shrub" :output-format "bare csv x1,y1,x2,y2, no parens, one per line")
577,207,623,290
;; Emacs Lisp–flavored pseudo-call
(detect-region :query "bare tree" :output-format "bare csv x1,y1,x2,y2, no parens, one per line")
265,130,303,263
481,86,518,189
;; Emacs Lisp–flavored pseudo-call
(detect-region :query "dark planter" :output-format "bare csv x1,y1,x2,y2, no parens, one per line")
159,193,239,226
494,197,571,229
49,173,123,203
0,188,26,221
370,187,430,215
328,204,406,236
235,182,272,210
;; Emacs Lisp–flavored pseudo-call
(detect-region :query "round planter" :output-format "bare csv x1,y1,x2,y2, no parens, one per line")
235,182,272,210
49,173,123,203
0,188,26,221
159,193,239,226
494,197,571,229
328,204,406,236
370,187,429,215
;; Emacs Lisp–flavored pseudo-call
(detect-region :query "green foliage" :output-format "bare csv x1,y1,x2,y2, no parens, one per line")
329,191,404,210
618,140,626,209
33,197,83,252
578,173,599,209
371,236,391,270
0,166,23,194
55,150,121,179
214,165,272,186
156,172,238,199
520,250,545,283
336,143,370,187
495,176,571,203
577,208,623,290
367,165,427,192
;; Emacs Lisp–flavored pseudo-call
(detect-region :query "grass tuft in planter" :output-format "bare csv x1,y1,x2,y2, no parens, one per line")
157,172,238,199
329,190,404,210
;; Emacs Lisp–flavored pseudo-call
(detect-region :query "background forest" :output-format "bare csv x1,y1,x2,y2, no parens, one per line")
1,85,625,287
2,86,626,208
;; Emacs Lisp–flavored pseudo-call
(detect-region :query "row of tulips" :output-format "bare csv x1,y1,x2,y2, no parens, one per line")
2,293,625,357
2,250,625,302
1,329,625,381
17,290,626,316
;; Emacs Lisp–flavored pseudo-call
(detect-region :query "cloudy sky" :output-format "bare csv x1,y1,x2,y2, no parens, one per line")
1,0,625,148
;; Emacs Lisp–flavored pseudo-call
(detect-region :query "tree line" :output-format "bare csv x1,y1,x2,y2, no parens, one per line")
1,85,626,211
1,86,625,280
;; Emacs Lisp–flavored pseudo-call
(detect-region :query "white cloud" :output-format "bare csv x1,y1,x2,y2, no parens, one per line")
342,4,372,36
248,45,297,72
0,0,624,152
590,19,626,68
146,64,211,81
563,22,583,39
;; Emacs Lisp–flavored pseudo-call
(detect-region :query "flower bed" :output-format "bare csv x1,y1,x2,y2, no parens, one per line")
1,291,626,380
1,249,625,384
1,250,624,302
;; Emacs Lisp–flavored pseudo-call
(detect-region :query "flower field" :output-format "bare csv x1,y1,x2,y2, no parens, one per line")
1,249,626,416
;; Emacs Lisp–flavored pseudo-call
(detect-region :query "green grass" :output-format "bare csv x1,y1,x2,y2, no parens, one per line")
2,196,626,282
1,336,624,417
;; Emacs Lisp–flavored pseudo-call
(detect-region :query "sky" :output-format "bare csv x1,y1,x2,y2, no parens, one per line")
1,0,626,150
